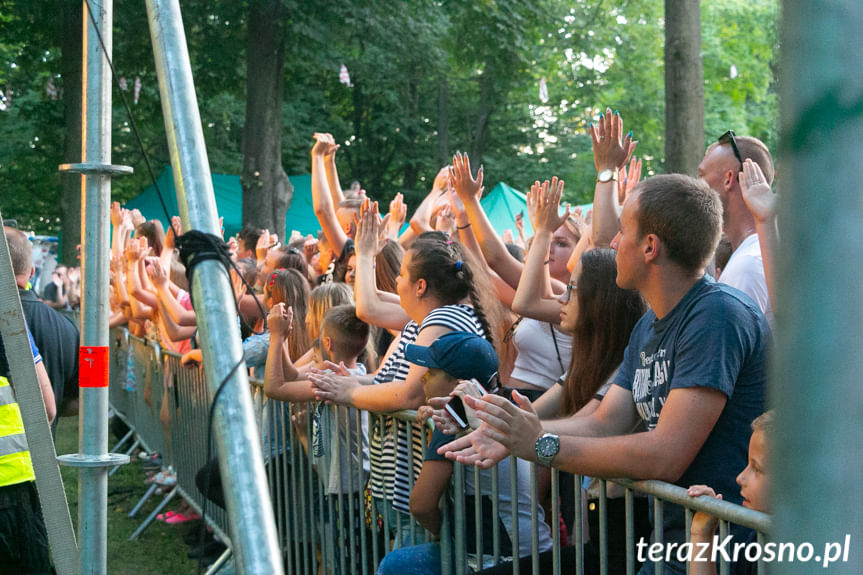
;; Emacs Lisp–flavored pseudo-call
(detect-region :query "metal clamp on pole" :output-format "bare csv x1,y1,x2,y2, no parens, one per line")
58,163,134,175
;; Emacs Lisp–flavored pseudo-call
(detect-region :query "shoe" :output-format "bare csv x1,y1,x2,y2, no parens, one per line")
165,512,201,524
145,468,177,487
156,511,177,521
187,539,227,559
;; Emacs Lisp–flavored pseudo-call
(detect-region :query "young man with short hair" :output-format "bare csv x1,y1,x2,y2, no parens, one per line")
698,132,775,324
442,172,769,575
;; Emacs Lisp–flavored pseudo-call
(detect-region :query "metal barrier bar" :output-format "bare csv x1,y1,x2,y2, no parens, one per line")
550,468,560,575
574,474,584,575
111,329,775,575
510,455,520,575
625,487,635,575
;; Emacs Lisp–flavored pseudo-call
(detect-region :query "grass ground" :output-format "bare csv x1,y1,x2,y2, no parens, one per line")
55,415,204,574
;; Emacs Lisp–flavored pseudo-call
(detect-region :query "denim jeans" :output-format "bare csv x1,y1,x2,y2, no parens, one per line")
376,542,442,575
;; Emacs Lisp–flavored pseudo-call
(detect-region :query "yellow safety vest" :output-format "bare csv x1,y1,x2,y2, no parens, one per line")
0,376,35,487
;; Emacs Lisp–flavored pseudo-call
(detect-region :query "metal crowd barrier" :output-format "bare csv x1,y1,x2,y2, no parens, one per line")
109,328,771,575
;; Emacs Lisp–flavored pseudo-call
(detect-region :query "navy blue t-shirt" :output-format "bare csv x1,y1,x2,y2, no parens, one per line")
613,276,768,572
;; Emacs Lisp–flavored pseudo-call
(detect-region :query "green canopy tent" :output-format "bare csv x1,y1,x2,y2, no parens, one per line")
124,166,320,239
480,182,593,238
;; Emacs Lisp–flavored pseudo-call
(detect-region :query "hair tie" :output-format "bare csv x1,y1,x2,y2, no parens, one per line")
455,260,463,271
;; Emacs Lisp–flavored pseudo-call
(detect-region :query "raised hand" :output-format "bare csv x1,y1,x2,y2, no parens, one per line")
617,156,642,205
355,200,382,256
450,152,484,203
163,225,176,253
311,132,337,158
130,209,146,228
146,258,169,287
386,193,407,240
125,236,144,263
739,159,776,224
111,201,123,228
434,203,456,235
590,107,636,174
267,302,293,338
256,230,274,261
530,177,570,234
227,236,239,259
230,268,247,299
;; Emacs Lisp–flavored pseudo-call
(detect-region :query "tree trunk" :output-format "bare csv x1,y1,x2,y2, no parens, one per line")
437,76,449,168
664,0,704,176
242,0,290,237
60,0,83,265
402,67,420,191
469,70,494,165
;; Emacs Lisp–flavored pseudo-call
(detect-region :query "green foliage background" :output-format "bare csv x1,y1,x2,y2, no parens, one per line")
0,0,779,235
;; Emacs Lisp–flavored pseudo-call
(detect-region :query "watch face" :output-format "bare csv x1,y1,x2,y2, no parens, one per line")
537,434,559,457
597,169,614,183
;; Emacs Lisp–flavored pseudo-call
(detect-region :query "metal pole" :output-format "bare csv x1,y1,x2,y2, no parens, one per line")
771,1,863,573
56,1,130,573
144,1,283,572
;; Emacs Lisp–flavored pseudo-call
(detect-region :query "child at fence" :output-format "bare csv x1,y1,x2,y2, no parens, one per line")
376,331,552,575
265,303,371,573
687,410,773,575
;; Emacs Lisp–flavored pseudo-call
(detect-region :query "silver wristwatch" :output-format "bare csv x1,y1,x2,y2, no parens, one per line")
535,432,560,467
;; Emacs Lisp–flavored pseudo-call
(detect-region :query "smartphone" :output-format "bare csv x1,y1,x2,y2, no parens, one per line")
444,396,470,430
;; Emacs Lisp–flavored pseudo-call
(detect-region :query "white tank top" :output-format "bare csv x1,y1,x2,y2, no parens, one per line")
510,317,572,390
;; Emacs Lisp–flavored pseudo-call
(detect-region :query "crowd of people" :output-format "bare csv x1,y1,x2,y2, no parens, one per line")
1,106,780,574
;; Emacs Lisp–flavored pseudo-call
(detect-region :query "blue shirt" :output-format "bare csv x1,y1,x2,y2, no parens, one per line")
614,276,769,572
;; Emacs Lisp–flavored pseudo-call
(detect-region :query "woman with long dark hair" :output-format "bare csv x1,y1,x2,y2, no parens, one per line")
478,248,650,575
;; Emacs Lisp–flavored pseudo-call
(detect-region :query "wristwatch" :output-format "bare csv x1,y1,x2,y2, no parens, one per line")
535,432,560,467
596,169,618,184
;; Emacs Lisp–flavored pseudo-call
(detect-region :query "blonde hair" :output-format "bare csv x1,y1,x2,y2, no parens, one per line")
751,410,774,436
307,282,354,341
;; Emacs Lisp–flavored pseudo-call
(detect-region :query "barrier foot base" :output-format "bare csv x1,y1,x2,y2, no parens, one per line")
128,482,159,518
129,486,177,541
111,428,135,454
110,437,140,477
204,547,233,575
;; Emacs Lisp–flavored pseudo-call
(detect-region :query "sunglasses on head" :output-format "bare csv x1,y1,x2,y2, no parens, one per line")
717,130,744,172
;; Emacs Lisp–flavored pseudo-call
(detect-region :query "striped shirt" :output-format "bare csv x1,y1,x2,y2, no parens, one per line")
368,304,485,513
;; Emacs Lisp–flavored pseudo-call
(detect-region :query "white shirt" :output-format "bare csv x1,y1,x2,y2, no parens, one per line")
719,233,773,325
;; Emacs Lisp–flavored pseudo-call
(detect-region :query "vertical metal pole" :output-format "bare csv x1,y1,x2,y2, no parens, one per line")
143,1,282,572
772,2,863,574
77,8,111,572
55,1,131,572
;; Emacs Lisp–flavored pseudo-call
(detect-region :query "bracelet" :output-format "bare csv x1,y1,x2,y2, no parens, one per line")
456,223,472,230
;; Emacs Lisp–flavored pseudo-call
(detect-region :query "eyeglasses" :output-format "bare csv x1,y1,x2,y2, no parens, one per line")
562,282,578,303
717,130,744,172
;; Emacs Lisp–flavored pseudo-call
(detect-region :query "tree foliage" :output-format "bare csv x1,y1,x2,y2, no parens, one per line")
0,0,780,236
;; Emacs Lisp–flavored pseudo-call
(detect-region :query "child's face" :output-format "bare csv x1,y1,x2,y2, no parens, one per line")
422,368,456,401
737,429,769,512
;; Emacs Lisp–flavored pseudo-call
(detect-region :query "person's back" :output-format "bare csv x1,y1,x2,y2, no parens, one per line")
19,287,79,421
